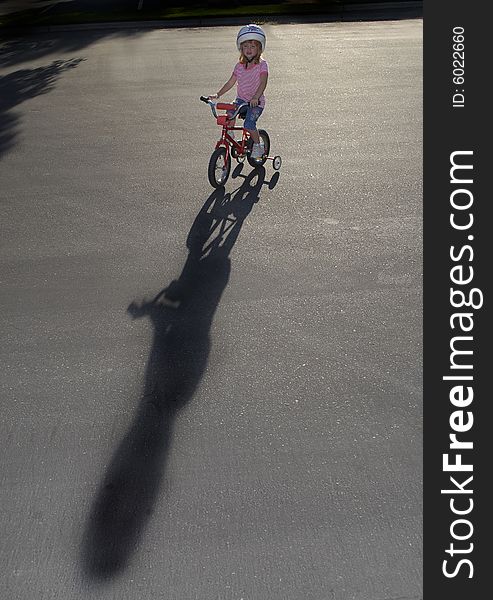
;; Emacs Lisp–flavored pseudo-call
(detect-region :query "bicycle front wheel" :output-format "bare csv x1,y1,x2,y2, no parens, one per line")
208,147,231,188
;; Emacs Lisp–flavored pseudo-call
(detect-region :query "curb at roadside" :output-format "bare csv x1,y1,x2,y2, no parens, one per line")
1,2,422,36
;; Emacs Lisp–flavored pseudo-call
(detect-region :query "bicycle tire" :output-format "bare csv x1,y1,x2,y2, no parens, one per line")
208,147,231,188
247,129,270,168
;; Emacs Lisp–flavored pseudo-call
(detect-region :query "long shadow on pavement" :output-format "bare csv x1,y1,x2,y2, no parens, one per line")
81,167,272,581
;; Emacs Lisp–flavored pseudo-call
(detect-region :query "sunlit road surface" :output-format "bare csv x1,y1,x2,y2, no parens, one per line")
0,20,422,600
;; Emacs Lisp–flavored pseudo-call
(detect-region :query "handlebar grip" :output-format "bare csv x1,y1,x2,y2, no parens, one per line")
200,96,210,103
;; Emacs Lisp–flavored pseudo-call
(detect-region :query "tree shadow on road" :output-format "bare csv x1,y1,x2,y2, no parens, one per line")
81,167,268,582
0,28,145,157
0,57,83,159
0,29,146,69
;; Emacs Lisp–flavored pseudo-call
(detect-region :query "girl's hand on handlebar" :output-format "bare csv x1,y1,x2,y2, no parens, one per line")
208,93,219,100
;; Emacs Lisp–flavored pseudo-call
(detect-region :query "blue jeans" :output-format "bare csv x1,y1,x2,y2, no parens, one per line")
228,97,264,131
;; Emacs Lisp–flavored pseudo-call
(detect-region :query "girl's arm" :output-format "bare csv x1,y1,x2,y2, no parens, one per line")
250,72,268,107
209,74,237,99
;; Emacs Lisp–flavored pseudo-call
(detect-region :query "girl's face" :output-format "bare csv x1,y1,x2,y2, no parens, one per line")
241,40,260,60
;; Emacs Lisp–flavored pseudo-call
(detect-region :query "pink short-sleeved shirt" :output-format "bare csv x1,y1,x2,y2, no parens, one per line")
233,59,269,107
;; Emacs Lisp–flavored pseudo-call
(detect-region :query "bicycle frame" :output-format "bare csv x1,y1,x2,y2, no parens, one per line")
200,98,251,161
214,103,251,164
217,124,250,160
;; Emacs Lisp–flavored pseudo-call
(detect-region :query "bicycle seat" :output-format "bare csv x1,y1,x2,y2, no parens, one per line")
237,105,248,120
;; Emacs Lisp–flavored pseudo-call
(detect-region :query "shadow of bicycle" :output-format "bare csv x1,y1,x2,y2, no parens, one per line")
81,167,273,581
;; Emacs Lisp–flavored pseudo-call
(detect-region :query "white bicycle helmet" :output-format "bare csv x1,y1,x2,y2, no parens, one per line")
236,24,266,52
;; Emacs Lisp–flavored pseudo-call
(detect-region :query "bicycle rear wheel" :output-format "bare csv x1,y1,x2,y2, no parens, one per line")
208,147,231,188
247,129,270,168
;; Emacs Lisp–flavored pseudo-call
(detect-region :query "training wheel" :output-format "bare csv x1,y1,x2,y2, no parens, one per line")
272,155,282,170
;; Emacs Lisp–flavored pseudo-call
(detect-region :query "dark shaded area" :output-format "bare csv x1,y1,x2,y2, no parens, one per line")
82,167,274,581
0,0,422,33
0,57,83,158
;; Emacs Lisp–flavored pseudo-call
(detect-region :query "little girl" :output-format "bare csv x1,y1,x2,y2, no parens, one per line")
209,24,269,159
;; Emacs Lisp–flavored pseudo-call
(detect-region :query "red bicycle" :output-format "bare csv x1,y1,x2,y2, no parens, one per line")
200,96,282,188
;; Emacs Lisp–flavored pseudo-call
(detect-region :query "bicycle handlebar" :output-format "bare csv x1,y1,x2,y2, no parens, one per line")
200,96,249,119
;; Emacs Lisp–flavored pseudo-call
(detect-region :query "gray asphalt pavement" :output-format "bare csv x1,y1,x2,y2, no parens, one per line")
0,21,422,600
